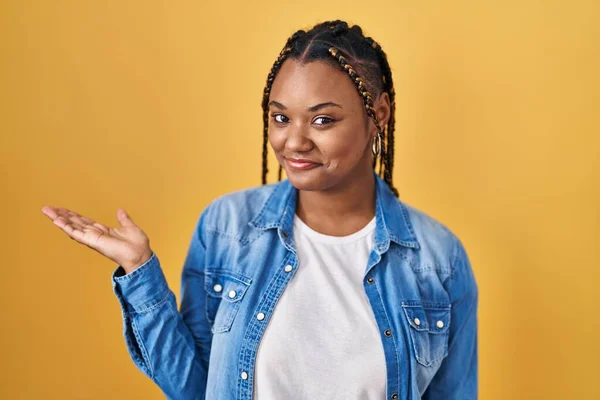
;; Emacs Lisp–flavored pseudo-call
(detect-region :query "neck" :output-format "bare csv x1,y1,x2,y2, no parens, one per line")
295,171,376,237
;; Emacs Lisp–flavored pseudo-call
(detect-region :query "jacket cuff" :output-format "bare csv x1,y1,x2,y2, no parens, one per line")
111,252,170,314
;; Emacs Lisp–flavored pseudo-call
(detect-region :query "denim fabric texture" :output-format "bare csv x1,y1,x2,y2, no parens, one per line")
112,173,478,400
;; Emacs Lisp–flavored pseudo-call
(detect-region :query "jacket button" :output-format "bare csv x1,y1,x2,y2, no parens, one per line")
213,284,222,293
391,393,398,399
284,265,293,272
282,231,289,238
241,371,248,380
436,320,444,328
257,312,265,321
384,329,392,337
367,277,374,283
414,318,421,326
228,290,237,299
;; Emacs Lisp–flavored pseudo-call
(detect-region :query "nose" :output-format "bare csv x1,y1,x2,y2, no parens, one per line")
284,122,314,153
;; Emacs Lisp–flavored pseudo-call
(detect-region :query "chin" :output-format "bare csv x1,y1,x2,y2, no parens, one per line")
284,169,335,192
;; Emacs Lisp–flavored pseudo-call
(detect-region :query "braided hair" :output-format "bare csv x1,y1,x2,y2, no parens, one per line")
261,20,399,197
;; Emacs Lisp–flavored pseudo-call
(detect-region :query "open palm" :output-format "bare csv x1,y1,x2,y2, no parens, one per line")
41,206,153,273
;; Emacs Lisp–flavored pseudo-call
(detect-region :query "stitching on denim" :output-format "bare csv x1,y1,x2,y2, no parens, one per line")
401,303,451,366
124,317,142,367
251,182,295,231
131,313,154,378
260,222,279,230
406,320,423,366
398,200,419,242
401,305,429,331
390,246,420,267
373,278,400,393
205,270,253,286
204,271,252,332
205,227,244,242
412,265,453,274
240,229,267,246
390,246,451,274
131,290,171,314
249,183,281,228
424,335,448,365
211,301,241,333
205,226,267,247
237,252,296,399
250,201,271,228
254,190,275,222
113,253,157,282
389,234,420,248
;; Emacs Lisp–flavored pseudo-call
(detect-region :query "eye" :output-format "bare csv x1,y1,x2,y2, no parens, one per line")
271,114,289,124
313,116,335,125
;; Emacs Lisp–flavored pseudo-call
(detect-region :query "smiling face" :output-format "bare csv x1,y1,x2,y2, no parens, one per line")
268,59,388,192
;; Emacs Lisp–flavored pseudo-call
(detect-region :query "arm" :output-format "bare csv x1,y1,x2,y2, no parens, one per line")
423,236,479,399
111,211,212,400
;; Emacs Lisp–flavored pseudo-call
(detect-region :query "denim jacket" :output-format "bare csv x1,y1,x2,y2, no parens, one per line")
111,174,478,400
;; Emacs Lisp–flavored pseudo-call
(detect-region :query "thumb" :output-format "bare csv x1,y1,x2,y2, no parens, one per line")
116,208,136,228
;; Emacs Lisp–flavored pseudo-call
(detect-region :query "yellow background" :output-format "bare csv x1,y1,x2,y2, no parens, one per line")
2,1,598,399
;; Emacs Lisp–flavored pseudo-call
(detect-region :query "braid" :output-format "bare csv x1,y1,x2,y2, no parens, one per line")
328,45,399,197
327,48,382,131
364,36,398,197
261,31,305,185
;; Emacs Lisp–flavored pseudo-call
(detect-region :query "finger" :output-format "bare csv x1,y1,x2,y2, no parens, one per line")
68,213,95,228
52,216,83,231
92,222,109,234
52,215,68,228
116,209,136,228
41,206,58,220
53,217,86,242
69,220,87,231
65,226,88,244
50,207,98,226
60,214,101,234
55,207,74,218
50,207,78,223
42,207,77,223
77,214,96,225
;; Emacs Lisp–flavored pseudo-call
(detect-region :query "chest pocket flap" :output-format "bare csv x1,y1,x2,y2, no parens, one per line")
402,302,451,367
204,270,252,333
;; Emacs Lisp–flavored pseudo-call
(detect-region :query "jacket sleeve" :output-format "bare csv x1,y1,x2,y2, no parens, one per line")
111,211,213,400
423,236,479,399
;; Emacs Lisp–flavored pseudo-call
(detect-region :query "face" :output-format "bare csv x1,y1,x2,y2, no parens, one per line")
268,59,389,192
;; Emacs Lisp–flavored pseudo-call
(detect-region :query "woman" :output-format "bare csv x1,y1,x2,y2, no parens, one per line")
42,20,478,400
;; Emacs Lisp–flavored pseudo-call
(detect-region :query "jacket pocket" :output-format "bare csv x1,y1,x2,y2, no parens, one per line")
204,270,252,334
402,302,451,367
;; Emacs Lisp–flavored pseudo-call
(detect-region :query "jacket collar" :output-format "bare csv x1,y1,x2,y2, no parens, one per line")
249,173,420,252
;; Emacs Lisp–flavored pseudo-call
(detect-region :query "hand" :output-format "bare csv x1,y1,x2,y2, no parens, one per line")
41,206,153,274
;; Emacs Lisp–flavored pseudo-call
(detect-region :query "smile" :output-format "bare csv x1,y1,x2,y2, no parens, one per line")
285,158,321,171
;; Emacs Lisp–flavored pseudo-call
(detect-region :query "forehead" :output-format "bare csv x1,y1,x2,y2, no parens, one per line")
269,59,361,107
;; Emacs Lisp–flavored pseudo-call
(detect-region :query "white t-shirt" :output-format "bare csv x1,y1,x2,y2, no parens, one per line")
253,214,387,399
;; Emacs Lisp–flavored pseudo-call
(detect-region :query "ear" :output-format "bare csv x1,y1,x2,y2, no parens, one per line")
373,91,391,134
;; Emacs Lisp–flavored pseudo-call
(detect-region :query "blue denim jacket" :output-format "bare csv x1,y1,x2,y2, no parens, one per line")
111,174,478,400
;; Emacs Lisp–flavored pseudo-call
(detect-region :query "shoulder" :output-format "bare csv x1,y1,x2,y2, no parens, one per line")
207,181,279,217
196,181,282,239
399,200,468,275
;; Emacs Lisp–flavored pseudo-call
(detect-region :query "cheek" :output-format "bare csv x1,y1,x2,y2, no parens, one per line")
268,130,285,151
320,128,368,161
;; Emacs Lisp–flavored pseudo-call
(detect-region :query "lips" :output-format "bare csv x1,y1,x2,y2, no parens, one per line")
285,157,321,171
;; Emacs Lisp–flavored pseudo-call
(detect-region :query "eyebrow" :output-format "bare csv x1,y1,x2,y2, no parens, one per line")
268,100,342,112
